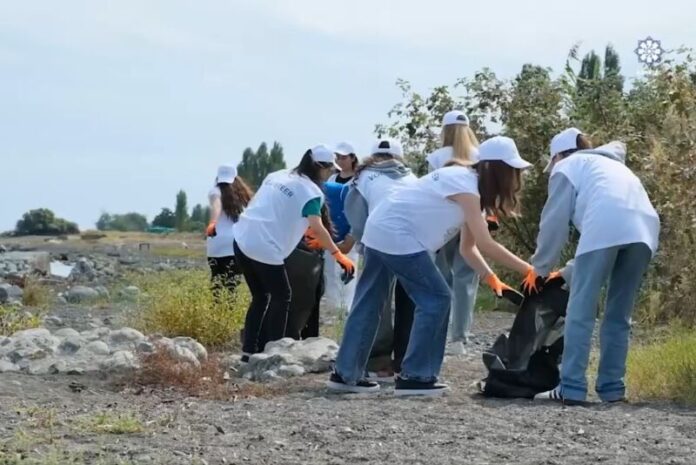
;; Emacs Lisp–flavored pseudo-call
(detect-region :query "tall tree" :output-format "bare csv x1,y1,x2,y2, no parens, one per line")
603,45,624,92
190,204,205,224
174,190,189,231
152,208,176,228
236,141,287,189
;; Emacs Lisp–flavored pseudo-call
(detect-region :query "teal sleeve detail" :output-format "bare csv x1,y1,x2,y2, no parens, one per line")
301,197,322,217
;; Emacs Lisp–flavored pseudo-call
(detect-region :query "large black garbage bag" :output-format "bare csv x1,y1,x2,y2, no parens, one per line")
284,243,324,339
481,278,569,399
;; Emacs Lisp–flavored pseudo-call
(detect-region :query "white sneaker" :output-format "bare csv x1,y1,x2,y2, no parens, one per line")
446,341,467,356
534,386,563,402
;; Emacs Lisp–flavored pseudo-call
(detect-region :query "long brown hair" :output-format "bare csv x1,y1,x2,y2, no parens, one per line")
219,177,253,221
476,161,523,217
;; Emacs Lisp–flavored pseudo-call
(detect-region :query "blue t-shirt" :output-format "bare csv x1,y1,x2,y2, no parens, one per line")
324,181,350,242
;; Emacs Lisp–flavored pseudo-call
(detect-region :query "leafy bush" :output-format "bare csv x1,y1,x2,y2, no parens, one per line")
378,47,696,325
129,269,248,347
22,279,52,309
0,306,42,336
96,212,148,232
15,209,79,236
627,328,696,405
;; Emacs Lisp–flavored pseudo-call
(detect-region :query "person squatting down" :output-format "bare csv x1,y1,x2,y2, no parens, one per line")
206,165,253,295
232,145,356,362
328,136,540,397
526,128,660,405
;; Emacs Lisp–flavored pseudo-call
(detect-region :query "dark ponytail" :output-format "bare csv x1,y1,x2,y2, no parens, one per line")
293,150,330,186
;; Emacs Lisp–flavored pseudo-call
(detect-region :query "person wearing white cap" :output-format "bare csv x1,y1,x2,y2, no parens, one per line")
330,142,358,184
342,138,418,381
320,141,360,317
543,127,593,173
205,165,253,295
233,145,356,361
527,134,660,405
426,110,484,356
328,135,536,397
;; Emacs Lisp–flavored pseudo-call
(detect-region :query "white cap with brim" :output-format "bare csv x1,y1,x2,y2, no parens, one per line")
478,136,532,169
442,110,470,126
310,144,341,169
216,165,237,184
334,142,356,156
371,138,404,158
545,127,583,173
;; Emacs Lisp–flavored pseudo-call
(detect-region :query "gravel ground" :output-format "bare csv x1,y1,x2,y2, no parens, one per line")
1,312,695,465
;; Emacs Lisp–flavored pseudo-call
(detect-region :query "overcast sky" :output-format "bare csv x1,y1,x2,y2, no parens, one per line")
1,0,693,231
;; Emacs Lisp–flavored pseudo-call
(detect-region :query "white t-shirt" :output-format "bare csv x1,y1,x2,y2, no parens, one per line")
206,187,237,258
234,170,324,265
354,169,418,214
362,166,479,254
553,154,660,256
426,146,479,171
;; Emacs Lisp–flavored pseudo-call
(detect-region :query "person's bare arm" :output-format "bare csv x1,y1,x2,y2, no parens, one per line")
338,234,356,254
306,215,340,253
459,225,494,277
449,193,530,275
209,195,222,224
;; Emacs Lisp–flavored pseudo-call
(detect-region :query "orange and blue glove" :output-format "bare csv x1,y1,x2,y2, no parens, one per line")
485,273,523,305
486,215,500,232
332,250,356,283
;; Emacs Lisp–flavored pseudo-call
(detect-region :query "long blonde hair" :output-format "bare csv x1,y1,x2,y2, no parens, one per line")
442,124,479,163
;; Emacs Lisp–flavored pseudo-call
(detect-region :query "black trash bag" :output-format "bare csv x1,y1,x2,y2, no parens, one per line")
285,243,325,339
481,278,569,399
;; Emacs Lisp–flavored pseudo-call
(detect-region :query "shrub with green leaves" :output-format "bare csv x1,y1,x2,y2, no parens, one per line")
129,269,248,348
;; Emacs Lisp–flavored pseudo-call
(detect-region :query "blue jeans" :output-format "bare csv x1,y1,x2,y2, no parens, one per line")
435,237,479,342
561,243,652,402
335,247,451,384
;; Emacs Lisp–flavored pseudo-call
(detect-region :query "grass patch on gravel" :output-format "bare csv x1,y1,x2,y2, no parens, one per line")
0,306,42,336
129,269,247,348
76,411,145,435
21,279,52,309
627,328,696,405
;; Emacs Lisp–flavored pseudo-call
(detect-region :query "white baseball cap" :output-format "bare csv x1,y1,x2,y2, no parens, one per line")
478,136,532,169
334,142,356,156
545,128,583,172
216,165,237,184
442,110,470,126
310,144,340,168
371,138,404,158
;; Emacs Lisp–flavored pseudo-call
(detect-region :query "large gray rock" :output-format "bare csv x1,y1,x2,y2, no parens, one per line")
54,328,80,338
0,360,19,373
173,345,200,367
119,286,141,301
172,337,208,362
94,286,110,299
66,286,100,303
0,251,50,276
99,350,138,372
3,328,60,364
240,337,338,381
107,328,145,350
69,258,96,281
83,340,110,355
80,327,110,341
58,336,84,355
0,284,23,303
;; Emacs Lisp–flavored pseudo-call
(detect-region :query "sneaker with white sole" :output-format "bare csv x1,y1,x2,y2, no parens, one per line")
445,341,467,356
326,372,380,394
394,377,449,397
534,386,587,406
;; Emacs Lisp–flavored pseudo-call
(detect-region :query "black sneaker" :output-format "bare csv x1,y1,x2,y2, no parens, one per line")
326,372,380,394
394,376,449,397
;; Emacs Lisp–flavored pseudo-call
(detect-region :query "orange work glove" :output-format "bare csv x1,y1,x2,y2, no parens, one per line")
303,228,322,250
332,250,355,277
206,222,217,238
485,273,515,297
521,266,542,295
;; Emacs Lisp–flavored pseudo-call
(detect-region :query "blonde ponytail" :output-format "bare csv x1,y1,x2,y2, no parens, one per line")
442,124,479,163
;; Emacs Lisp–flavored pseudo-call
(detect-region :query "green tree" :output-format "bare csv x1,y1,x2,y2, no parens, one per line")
15,209,79,236
152,208,176,229
237,141,287,189
190,204,205,224
96,212,148,232
174,190,189,231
